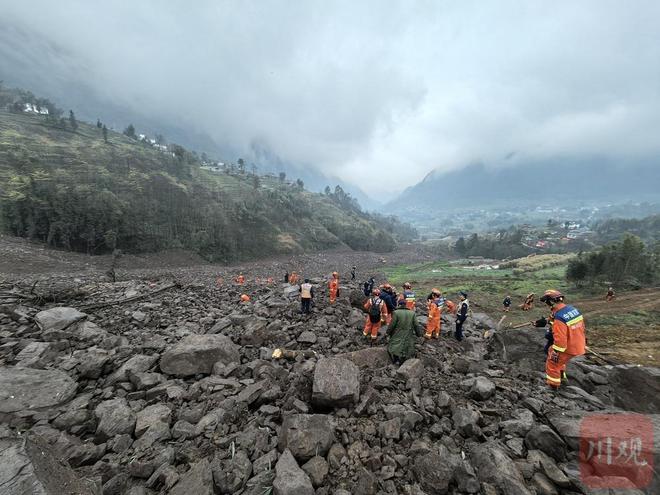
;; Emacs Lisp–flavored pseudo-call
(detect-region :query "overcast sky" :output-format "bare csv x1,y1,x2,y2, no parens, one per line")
1,1,659,195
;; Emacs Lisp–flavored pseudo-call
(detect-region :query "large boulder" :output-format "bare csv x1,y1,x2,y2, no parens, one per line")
34,307,86,333
160,334,240,376
278,414,335,462
107,354,158,385
0,434,98,495
94,398,136,441
524,425,566,462
413,451,457,494
337,347,391,369
609,365,660,414
468,376,496,401
471,441,532,495
312,358,360,408
170,459,213,495
0,367,77,416
487,327,546,371
273,449,314,495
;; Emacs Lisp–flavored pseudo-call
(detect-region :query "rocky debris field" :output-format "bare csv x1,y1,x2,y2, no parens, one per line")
0,271,658,495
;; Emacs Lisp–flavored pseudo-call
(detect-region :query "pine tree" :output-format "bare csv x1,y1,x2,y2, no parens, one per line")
102,124,108,143
123,124,136,139
97,119,102,129
68,110,78,131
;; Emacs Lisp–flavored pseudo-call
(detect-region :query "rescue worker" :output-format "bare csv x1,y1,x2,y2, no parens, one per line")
284,271,289,283
399,282,416,310
387,299,422,364
425,288,442,339
455,291,469,341
445,299,457,315
379,283,396,324
300,278,314,314
240,294,250,303
289,271,299,285
235,273,245,285
363,277,375,297
503,295,512,312
540,289,586,390
267,277,274,285
606,287,615,302
363,288,387,341
521,293,535,311
328,271,339,304
351,266,356,280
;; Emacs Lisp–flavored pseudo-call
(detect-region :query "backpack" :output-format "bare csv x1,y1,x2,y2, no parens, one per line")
368,298,382,323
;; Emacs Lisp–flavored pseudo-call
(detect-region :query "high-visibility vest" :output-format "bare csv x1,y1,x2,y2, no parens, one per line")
301,283,312,298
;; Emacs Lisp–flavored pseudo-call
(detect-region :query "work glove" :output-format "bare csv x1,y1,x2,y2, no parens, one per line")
549,350,560,364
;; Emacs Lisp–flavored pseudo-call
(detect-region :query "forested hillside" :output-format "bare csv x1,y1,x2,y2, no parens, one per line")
0,90,414,262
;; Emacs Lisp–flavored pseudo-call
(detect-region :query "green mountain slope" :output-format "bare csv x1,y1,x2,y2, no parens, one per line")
0,103,412,262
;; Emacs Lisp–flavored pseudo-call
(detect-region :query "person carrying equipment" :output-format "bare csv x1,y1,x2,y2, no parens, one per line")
606,287,615,302
455,291,469,341
240,294,251,303
300,279,314,314
387,299,422,364
540,289,586,390
235,273,245,285
329,271,339,304
398,282,416,310
363,288,387,341
503,295,512,312
289,271,299,285
424,289,442,339
521,293,535,311
379,283,396,324
351,266,356,280
284,271,289,283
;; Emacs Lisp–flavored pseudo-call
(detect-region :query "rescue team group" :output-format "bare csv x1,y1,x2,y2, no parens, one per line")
232,270,586,391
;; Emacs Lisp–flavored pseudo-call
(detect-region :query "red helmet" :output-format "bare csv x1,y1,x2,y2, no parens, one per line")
540,289,563,304
371,288,381,296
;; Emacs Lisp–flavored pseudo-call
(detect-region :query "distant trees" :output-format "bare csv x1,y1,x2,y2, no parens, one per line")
123,124,136,139
102,125,108,143
237,158,245,174
324,185,331,195
453,229,531,259
567,234,658,287
296,178,304,189
68,110,78,131
96,119,102,129
278,172,286,183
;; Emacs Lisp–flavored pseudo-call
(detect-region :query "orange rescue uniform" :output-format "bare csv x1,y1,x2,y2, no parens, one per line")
329,275,339,304
425,299,442,338
363,296,387,340
545,302,586,388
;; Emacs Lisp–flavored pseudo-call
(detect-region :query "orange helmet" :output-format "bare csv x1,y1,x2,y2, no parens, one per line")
371,288,381,296
332,271,338,277
540,289,563,304
431,288,441,296
403,282,412,289
240,294,251,302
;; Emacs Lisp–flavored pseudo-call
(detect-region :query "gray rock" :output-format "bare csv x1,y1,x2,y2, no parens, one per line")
169,459,213,495
337,347,391,368
524,425,566,462
94,398,136,441
160,334,240,376
129,371,164,390
278,414,335,462
78,349,111,379
34,307,86,332
471,441,532,495
468,376,496,401
301,456,328,487
15,342,53,368
312,358,360,408
273,448,313,495
107,354,158,385
172,420,197,439
354,468,379,495
379,417,401,440
0,434,97,495
0,367,77,414
297,331,317,344
397,358,424,380
236,380,267,405
531,472,558,495
208,317,232,334
413,451,456,494
500,409,535,436
453,407,482,438
609,365,660,414
135,403,171,437
212,450,252,494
